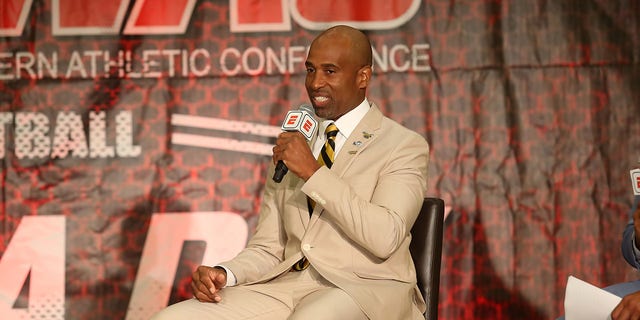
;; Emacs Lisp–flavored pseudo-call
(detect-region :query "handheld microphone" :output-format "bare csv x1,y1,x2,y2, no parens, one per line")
273,105,318,183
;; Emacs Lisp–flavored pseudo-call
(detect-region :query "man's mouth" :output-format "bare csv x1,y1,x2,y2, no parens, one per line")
312,96,329,105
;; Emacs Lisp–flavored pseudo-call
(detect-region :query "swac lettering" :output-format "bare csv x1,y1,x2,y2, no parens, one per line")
126,212,247,319
0,0,197,37
2,0,420,37
0,213,248,319
0,0,33,36
232,0,422,32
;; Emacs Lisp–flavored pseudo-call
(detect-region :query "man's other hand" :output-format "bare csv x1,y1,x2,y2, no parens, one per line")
191,265,227,303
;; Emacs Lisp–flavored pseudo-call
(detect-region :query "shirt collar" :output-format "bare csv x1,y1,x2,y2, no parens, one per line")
319,98,370,139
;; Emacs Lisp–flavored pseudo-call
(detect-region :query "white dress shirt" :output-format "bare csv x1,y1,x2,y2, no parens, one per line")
312,98,370,159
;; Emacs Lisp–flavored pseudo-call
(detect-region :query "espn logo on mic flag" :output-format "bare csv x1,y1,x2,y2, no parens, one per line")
631,168,640,195
281,110,317,141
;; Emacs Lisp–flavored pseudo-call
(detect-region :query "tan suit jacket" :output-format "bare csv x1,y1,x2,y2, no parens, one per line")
222,103,430,320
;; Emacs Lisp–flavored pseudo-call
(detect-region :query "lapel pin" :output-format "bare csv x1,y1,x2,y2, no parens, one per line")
353,141,362,146
362,131,373,139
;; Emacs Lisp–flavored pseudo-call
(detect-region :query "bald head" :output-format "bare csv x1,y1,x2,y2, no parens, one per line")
313,25,373,68
305,25,373,120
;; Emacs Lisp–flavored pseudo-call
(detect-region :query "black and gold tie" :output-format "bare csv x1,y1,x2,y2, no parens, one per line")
317,123,339,169
307,123,339,212
292,123,339,271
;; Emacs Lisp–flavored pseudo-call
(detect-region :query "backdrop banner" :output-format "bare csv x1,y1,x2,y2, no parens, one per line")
1,0,639,319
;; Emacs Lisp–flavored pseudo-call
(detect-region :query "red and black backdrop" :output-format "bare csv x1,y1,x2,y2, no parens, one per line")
1,0,639,319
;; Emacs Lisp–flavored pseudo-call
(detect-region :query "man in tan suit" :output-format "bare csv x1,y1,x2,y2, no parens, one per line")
152,25,430,320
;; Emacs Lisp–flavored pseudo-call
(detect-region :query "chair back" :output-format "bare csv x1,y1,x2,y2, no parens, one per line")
410,197,445,319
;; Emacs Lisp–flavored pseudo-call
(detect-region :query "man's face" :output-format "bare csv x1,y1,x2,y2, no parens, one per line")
304,35,369,120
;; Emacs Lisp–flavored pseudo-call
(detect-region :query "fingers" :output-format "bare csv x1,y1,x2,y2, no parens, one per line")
191,266,225,303
191,281,215,303
273,131,302,163
191,266,215,302
612,292,640,320
213,271,227,289
272,132,317,180
207,268,226,302
272,133,286,165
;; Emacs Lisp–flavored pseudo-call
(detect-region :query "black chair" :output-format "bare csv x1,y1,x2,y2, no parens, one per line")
410,197,445,319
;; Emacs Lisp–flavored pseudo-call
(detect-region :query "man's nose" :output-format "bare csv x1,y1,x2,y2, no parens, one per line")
309,74,325,89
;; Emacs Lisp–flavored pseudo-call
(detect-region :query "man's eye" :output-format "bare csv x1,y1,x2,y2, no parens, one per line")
306,68,315,73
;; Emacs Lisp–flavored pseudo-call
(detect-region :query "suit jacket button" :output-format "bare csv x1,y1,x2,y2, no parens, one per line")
302,244,311,251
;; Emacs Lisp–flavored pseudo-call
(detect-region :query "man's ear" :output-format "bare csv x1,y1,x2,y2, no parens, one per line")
357,65,372,89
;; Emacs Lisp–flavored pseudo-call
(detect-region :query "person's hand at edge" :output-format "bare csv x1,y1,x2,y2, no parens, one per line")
611,291,640,320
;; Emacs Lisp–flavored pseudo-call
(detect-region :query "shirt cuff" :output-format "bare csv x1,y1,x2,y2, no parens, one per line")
216,265,237,287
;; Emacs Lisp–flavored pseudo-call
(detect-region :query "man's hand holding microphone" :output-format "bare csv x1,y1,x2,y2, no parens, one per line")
272,105,321,182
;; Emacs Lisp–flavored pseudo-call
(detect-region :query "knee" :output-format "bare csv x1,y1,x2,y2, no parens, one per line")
149,308,172,320
149,301,192,320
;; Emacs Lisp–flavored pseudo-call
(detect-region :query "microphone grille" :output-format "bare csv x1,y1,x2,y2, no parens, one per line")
298,104,315,115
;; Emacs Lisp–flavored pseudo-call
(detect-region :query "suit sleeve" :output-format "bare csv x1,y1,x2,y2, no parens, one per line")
622,195,640,268
219,163,287,283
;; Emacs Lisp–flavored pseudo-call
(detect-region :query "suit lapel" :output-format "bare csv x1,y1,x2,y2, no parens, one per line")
307,104,384,226
331,103,383,177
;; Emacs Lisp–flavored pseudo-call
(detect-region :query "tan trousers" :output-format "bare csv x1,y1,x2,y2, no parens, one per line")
150,266,368,320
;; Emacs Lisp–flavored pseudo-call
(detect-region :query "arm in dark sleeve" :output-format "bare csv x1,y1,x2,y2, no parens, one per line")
622,196,640,268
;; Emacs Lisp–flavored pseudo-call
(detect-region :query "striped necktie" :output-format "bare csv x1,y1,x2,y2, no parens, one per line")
307,123,339,213
292,123,339,272
317,123,339,169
